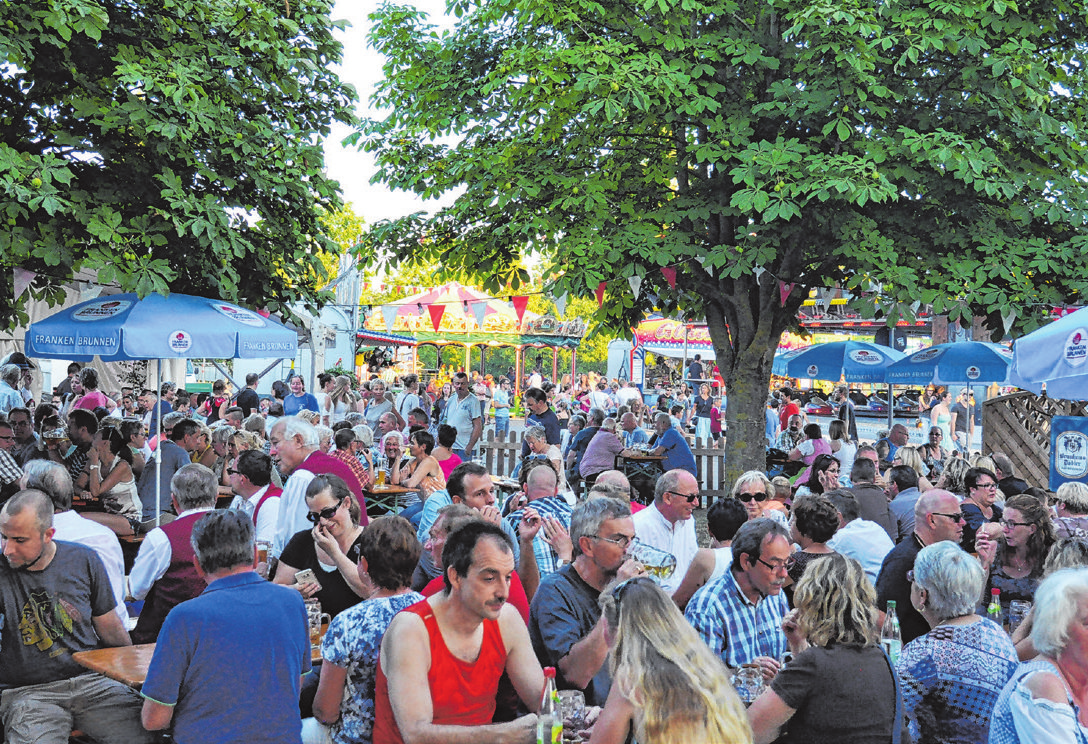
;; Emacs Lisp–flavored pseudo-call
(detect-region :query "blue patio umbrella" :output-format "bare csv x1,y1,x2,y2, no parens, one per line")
772,341,905,383
25,292,297,361
884,341,1013,385
1008,307,1088,400
25,292,298,523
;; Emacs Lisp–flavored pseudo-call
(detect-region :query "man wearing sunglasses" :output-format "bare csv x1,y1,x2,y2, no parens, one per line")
129,464,219,644
685,519,791,682
875,489,965,644
631,469,699,594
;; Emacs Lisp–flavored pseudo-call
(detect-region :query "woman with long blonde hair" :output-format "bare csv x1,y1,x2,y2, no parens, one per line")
329,374,358,423
748,553,897,744
590,577,752,744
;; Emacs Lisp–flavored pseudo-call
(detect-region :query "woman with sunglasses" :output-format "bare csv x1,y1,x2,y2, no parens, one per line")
274,474,369,618
591,577,752,744
748,554,898,744
975,494,1056,616
732,471,789,526
792,454,841,500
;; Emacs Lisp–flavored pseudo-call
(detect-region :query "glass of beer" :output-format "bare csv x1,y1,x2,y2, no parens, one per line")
305,598,330,652
626,538,677,584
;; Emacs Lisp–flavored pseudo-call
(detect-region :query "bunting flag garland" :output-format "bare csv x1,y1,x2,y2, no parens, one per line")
661,266,677,289
427,303,445,331
13,268,35,298
595,281,607,308
779,281,795,307
627,274,642,299
512,295,529,325
470,301,487,329
555,292,568,316
753,266,766,284
382,305,398,331
1001,308,1018,336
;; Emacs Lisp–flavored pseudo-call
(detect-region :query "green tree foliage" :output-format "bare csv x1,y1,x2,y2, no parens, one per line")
360,0,1088,477
0,0,357,327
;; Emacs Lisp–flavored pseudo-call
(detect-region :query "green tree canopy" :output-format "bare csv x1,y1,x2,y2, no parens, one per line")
359,0,1088,475
0,0,357,326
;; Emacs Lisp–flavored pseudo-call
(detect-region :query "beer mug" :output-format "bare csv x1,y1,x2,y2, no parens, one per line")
626,538,677,583
305,598,331,651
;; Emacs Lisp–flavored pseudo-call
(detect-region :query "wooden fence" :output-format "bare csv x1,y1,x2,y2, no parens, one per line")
982,391,1088,490
477,430,730,494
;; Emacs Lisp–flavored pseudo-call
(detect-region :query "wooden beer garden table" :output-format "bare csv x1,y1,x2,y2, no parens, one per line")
73,625,330,690
364,483,412,515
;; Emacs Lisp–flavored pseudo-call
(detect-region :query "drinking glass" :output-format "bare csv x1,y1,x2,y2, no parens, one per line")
305,598,331,652
731,665,765,706
1009,600,1032,633
626,538,677,583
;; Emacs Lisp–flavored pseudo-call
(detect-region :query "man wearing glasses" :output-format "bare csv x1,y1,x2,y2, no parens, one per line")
875,489,965,644
0,420,23,503
685,519,791,682
528,498,642,706
632,469,699,594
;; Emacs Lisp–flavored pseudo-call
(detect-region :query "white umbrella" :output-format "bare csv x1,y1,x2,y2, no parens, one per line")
1008,308,1088,400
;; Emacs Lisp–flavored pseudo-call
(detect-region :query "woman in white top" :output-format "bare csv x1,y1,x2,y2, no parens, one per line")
316,372,335,426
828,419,856,486
329,375,358,424
84,426,143,537
672,498,748,611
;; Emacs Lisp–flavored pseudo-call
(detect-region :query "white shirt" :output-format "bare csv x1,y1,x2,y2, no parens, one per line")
273,468,317,558
615,387,642,406
827,519,895,585
632,502,698,594
53,511,129,625
228,484,280,544
128,507,215,600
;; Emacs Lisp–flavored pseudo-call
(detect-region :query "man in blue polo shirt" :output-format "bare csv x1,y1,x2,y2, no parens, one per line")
649,412,697,476
141,509,310,743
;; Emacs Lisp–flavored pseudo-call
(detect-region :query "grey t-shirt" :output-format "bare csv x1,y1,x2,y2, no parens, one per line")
137,440,191,522
528,564,611,706
0,541,116,689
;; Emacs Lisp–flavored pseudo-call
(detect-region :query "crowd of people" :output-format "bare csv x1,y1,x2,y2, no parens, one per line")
1,358,1087,744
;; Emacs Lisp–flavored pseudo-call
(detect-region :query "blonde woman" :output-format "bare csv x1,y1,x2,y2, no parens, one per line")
591,577,752,744
748,554,898,744
329,375,358,424
886,445,935,492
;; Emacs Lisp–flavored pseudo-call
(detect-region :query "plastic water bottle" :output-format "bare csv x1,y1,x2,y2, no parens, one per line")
987,588,1005,630
536,666,562,744
881,600,902,663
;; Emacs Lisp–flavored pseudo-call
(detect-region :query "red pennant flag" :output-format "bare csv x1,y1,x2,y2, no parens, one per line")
512,295,529,324
427,304,445,331
779,281,796,306
595,281,607,308
661,266,677,289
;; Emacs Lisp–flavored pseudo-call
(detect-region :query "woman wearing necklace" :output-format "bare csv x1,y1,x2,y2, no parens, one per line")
991,568,1088,743
898,541,1019,744
976,494,1056,615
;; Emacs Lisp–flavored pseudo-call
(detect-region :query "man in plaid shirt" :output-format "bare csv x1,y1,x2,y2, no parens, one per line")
684,518,791,682
505,461,573,581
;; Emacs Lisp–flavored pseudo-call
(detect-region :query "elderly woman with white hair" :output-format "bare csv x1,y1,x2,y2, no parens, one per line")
1054,481,1088,540
898,541,1019,744
991,567,1088,743
732,470,789,526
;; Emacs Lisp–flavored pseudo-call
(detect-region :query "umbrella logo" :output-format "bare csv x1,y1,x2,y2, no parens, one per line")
168,330,193,353
1055,432,1088,479
966,366,981,380
807,364,819,377
212,303,266,327
912,348,943,363
848,350,884,366
72,299,132,322
1065,329,1088,368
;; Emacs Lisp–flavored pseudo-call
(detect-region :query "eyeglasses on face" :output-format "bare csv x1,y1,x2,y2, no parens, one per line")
664,489,700,503
736,491,768,503
590,533,633,550
973,481,997,490
754,555,795,572
931,511,965,523
1000,519,1033,528
306,496,345,524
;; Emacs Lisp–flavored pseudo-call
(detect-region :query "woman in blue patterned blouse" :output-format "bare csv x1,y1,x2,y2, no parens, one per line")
897,541,1019,743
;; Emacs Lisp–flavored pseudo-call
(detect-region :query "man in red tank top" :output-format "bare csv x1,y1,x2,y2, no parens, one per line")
373,522,546,743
